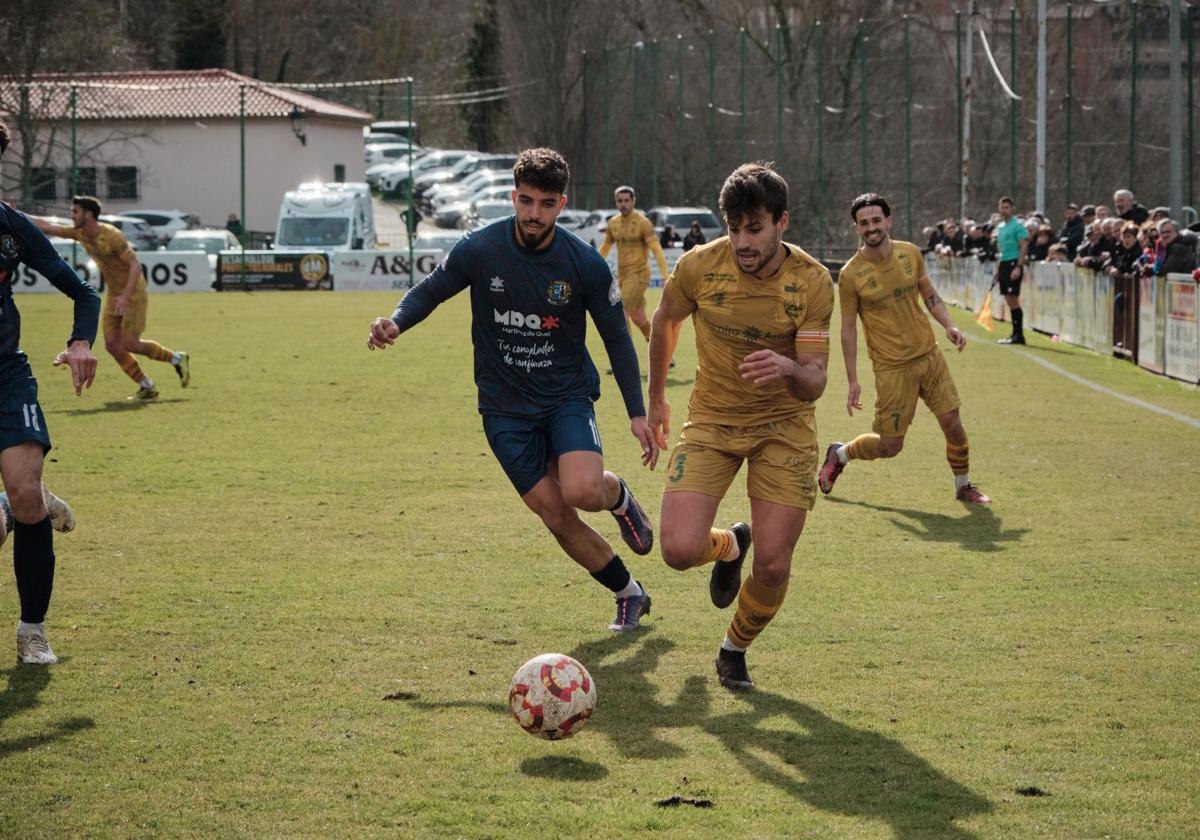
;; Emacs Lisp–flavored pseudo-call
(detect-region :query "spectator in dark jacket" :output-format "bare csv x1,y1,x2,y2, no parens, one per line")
681,221,706,252
1113,189,1150,226
1153,220,1198,275
965,221,995,262
1029,225,1055,262
1074,223,1109,269
1058,203,1085,259
937,219,966,256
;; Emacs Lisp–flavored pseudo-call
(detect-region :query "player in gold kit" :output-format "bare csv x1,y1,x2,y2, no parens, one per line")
32,197,190,401
599,186,669,346
818,193,990,505
647,163,833,690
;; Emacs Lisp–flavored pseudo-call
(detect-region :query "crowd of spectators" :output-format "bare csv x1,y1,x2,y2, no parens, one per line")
923,188,1199,280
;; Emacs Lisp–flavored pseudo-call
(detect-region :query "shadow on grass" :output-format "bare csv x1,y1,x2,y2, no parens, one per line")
569,634,992,838
0,663,95,760
49,396,187,417
699,686,992,838
824,496,1028,553
520,755,608,781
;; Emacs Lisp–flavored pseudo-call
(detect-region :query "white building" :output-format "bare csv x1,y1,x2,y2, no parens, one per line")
0,68,373,234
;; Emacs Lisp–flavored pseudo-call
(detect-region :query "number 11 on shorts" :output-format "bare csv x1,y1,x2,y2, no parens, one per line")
22,402,41,431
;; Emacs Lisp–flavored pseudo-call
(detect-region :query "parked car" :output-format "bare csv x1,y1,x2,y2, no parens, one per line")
365,142,423,167
557,209,590,229
378,150,474,197
363,133,422,148
645,206,724,244
166,228,242,278
124,209,202,246
464,198,513,230
99,214,161,250
415,154,517,215
433,185,514,229
368,120,420,145
427,169,513,213
581,210,616,248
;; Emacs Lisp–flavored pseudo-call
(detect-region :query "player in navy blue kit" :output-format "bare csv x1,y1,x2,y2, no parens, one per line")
0,119,100,664
368,148,657,631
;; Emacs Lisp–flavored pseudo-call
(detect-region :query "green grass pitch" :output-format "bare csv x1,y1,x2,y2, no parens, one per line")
1,288,1197,838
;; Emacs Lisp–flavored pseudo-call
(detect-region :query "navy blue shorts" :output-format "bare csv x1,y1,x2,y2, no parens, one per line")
0,366,52,455
483,398,603,496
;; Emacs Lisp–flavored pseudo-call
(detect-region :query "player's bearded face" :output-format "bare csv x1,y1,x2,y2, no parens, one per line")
70,204,86,228
614,193,634,215
854,208,891,247
727,208,788,276
512,186,565,250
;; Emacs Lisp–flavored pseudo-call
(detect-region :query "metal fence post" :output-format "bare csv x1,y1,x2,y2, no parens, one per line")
739,28,747,163
904,16,913,241
1010,4,1017,198
775,25,784,167
858,18,868,194
651,39,659,207
631,43,640,191
707,30,716,207
816,21,825,259
406,77,414,279
676,35,685,204
1066,2,1073,205
1129,0,1138,192
956,10,964,219
580,51,588,208
603,48,610,197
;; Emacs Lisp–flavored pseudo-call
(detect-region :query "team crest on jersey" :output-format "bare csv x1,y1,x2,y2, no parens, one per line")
490,275,505,293
0,234,19,260
547,279,572,305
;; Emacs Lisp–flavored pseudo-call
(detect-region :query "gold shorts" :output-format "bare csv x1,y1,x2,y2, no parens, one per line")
871,350,961,437
102,286,149,336
619,268,650,312
663,413,818,510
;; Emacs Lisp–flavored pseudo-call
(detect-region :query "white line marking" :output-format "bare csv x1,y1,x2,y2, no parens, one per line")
1018,350,1200,429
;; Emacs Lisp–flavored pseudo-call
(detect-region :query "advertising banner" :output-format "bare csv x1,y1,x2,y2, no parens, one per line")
216,251,331,291
14,245,210,293
331,250,444,291
1137,274,1165,374
1164,276,1199,383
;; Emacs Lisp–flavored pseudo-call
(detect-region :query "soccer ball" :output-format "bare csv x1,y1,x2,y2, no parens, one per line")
508,653,597,740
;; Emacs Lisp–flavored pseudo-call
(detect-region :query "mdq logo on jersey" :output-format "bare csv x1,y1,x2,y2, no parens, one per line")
494,309,561,330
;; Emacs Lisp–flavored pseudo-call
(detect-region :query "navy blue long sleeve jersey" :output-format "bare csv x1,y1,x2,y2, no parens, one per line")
0,204,101,367
391,217,645,419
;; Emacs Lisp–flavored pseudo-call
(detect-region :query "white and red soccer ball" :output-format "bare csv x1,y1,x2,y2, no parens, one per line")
508,654,596,740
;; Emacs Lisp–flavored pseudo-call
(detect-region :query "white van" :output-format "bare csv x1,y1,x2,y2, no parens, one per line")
274,182,377,251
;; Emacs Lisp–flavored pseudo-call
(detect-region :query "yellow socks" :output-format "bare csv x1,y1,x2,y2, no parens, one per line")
846,433,883,461
726,574,789,649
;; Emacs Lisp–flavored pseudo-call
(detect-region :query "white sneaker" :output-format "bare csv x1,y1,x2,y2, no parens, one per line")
43,488,76,533
17,625,58,665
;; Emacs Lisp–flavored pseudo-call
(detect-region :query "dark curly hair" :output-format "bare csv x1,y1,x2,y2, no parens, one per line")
512,147,570,194
718,162,788,225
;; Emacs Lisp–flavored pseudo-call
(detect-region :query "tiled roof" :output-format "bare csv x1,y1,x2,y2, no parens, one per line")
0,69,372,123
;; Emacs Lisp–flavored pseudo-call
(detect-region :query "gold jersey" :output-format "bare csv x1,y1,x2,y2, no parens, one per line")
59,223,140,296
600,210,668,280
663,237,833,425
839,240,936,370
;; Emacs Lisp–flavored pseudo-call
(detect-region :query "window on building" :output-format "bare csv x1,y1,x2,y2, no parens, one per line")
31,168,57,201
106,166,139,201
71,167,97,197
334,164,346,183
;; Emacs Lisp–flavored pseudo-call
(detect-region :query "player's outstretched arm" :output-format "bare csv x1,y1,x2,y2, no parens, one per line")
27,214,72,238
367,317,400,350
